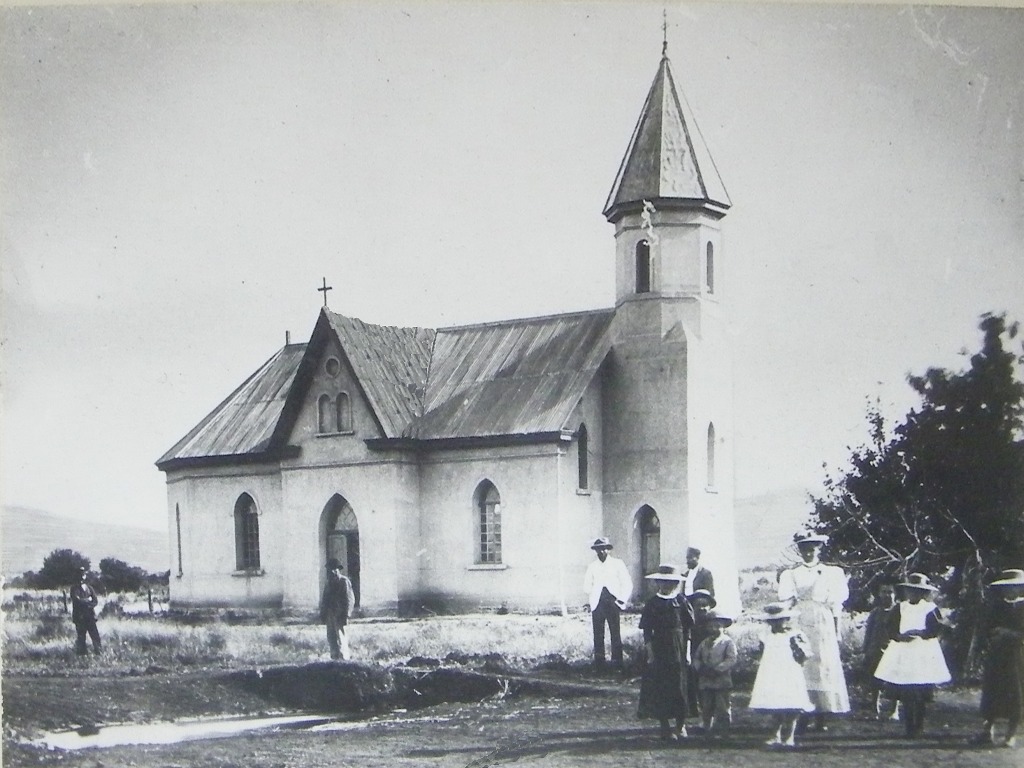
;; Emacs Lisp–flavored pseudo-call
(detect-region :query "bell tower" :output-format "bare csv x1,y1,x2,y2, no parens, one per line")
600,50,739,613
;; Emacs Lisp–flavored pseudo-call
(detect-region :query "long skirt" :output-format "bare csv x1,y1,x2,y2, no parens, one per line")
793,599,851,712
638,631,689,721
980,633,1024,721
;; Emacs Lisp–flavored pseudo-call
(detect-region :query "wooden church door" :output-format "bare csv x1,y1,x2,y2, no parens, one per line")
638,505,661,599
321,496,360,608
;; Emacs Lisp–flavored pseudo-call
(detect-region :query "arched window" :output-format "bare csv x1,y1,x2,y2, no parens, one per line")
638,505,661,599
577,423,589,490
706,242,715,294
234,494,261,571
706,422,716,488
336,392,352,432
317,394,333,433
635,240,651,294
475,480,502,564
175,504,183,577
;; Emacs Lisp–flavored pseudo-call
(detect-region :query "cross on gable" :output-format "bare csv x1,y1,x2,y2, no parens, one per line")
318,277,333,307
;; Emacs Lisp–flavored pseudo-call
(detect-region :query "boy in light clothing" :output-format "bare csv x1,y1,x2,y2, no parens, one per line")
691,609,738,734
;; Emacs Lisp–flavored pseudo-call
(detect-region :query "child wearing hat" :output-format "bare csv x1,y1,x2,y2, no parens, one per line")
637,564,694,741
691,609,738,735
748,602,814,748
973,569,1024,747
873,573,951,738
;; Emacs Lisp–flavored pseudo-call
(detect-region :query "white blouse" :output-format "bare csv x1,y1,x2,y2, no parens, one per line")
778,562,849,618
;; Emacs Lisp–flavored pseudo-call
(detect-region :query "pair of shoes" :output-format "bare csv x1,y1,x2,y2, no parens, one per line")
764,736,782,747
1003,736,1017,748
676,726,688,740
782,739,797,748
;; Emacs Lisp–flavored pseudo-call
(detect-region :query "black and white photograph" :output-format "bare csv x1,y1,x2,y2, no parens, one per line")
2,1,1022,765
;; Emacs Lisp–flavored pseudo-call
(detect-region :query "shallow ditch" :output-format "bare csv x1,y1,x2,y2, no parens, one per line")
31,661,613,751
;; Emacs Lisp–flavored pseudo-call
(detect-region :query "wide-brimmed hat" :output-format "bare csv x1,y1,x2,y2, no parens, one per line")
703,609,733,627
793,531,829,545
688,588,717,608
989,569,1024,587
898,573,939,592
757,602,798,621
590,537,613,551
325,557,343,571
645,563,683,582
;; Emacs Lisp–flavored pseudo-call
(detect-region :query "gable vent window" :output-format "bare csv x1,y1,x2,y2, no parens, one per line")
319,391,353,434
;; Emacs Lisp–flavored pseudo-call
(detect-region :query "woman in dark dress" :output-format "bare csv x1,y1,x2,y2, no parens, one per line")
974,569,1024,748
638,563,694,741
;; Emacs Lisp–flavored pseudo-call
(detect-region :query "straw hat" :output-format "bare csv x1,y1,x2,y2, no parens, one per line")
703,609,733,627
989,569,1024,587
644,563,683,582
793,530,829,545
688,588,717,608
898,573,939,592
757,602,798,621
590,537,613,551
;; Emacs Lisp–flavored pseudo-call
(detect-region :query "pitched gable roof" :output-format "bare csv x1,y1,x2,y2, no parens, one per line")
409,309,614,441
155,343,307,470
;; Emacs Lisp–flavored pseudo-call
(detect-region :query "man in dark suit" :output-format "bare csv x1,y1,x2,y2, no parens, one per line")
682,547,714,598
70,567,101,655
320,558,356,659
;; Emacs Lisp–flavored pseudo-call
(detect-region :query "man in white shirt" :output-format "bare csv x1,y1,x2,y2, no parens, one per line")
682,546,715,598
583,536,633,670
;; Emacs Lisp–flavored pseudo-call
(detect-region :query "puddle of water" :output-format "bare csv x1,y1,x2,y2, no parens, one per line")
35,714,335,751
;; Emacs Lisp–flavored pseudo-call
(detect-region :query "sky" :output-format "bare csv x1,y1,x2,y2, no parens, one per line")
2,1,1022,535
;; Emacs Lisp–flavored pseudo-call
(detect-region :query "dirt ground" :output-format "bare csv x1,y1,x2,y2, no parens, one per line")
3,666,1022,768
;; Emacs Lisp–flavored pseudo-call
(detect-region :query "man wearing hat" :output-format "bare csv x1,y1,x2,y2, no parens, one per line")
583,537,633,670
320,557,356,660
70,566,101,655
683,547,715,598
975,568,1024,747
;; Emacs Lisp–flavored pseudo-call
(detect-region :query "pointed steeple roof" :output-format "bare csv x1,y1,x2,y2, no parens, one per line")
604,53,731,222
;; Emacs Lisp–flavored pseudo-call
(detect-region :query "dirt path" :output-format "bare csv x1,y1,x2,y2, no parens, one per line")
3,670,1021,768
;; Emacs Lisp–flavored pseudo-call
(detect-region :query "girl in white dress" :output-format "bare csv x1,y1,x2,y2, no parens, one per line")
778,532,851,730
873,573,951,738
749,602,815,748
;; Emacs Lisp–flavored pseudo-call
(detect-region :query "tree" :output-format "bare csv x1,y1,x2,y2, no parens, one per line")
35,549,91,589
811,313,1024,676
99,557,148,593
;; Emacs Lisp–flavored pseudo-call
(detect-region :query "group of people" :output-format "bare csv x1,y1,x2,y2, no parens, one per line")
584,532,1024,750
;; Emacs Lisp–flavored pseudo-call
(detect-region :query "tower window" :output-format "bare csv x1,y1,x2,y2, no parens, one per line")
577,423,589,490
706,422,716,489
635,240,651,294
475,480,502,564
234,494,261,571
706,242,715,294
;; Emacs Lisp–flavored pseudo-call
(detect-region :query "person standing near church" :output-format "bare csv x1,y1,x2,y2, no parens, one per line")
683,547,714,598
70,567,101,655
320,558,355,660
777,531,851,729
583,537,633,670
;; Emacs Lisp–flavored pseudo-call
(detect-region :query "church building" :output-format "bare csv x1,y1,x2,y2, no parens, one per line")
157,50,739,615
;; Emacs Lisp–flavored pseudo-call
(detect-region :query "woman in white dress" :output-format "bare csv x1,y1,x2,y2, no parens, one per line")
777,532,851,728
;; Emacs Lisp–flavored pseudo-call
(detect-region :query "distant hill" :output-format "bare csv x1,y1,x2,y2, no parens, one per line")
1,506,169,577
734,488,817,569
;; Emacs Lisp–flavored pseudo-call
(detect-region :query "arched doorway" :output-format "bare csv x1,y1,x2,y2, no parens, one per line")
636,505,661,600
320,495,360,608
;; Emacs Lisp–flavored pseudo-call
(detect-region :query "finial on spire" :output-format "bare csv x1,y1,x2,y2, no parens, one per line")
662,8,668,57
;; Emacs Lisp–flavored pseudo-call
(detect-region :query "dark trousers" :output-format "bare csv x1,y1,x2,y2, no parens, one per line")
591,591,622,665
75,619,101,655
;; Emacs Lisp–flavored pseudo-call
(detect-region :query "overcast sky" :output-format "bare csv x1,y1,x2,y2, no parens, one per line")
2,1,1022,534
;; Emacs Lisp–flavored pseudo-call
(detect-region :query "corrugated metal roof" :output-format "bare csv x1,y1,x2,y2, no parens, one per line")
324,311,435,438
604,54,731,219
409,309,614,440
156,344,307,467
158,308,614,467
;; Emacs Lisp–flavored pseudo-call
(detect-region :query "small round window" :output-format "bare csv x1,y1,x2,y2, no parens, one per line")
325,357,341,377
